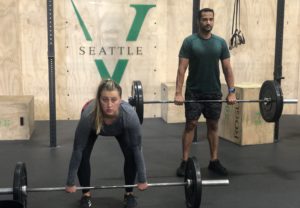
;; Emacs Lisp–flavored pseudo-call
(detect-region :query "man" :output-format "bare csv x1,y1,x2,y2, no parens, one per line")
65,79,148,208
174,8,236,177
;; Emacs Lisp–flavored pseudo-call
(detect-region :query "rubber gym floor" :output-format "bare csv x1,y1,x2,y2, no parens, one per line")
0,115,300,208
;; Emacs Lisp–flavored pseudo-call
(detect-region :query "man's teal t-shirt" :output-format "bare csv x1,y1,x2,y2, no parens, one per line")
179,33,230,94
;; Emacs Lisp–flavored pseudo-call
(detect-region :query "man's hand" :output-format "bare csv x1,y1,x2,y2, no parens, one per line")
226,93,237,105
174,94,185,105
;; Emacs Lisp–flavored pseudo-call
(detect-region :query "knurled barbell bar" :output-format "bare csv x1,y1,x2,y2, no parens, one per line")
128,80,298,124
0,157,229,208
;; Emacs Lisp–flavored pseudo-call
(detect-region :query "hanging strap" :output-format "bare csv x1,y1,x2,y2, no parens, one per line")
229,0,245,50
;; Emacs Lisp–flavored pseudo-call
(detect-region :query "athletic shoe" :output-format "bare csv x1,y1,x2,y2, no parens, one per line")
208,159,228,176
176,160,187,177
123,194,137,208
80,195,92,208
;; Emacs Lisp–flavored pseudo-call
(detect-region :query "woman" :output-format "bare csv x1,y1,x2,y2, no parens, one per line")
65,79,148,208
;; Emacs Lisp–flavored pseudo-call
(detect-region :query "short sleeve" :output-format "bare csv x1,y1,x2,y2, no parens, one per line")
179,37,192,59
220,39,230,60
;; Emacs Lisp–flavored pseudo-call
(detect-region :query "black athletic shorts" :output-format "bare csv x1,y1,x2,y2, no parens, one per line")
184,91,222,121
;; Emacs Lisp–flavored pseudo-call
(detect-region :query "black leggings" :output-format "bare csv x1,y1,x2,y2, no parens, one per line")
77,133,137,193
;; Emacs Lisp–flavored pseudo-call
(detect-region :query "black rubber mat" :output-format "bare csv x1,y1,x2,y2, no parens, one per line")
0,116,300,208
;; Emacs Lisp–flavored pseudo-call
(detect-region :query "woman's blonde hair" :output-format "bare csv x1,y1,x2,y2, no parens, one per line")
93,79,122,134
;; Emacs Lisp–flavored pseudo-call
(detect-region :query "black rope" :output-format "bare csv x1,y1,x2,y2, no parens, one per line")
229,0,245,50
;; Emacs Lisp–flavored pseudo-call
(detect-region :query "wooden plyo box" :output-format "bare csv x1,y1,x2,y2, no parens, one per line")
161,83,205,123
219,84,274,145
0,96,34,140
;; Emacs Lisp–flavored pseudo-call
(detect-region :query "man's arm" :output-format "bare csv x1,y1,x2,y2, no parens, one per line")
221,58,234,88
221,58,236,103
174,58,189,104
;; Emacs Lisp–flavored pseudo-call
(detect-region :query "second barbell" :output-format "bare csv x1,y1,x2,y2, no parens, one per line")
128,80,298,124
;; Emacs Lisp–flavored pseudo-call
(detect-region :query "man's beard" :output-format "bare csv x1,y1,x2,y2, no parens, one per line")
201,25,212,33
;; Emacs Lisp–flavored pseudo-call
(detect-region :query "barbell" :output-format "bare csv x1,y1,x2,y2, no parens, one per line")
128,80,298,124
0,157,229,208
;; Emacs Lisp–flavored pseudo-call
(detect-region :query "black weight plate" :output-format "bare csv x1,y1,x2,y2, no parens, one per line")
13,162,27,208
184,157,202,208
131,81,144,124
0,200,24,208
130,82,137,107
259,80,283,122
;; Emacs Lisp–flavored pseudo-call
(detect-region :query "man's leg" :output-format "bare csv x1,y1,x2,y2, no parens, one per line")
206,118,228,176
206,119,219,161
176,119,198,177
176,92,203,177
182,120,198,161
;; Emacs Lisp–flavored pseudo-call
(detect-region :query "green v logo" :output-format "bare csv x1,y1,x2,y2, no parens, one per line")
126,4,156,41
94,59,128,85
71,1,156,84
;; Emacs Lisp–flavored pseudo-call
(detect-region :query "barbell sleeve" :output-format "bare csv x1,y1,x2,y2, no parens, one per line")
202,179,230,186
0,188,13,194
283,99,298,104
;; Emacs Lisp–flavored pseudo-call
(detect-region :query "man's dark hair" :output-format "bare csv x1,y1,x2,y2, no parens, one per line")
198,8,214,19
